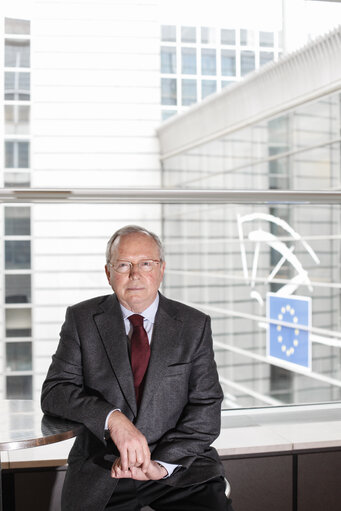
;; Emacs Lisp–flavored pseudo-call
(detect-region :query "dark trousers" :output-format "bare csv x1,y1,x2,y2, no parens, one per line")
105,476,234,511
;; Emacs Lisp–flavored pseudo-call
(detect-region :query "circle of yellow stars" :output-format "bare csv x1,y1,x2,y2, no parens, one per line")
276,304,300,358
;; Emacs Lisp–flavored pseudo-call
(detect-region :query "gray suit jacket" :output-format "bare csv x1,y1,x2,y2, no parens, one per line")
41,292,225,511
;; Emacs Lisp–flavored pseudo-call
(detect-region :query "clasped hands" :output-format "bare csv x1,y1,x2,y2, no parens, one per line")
108,410,167,481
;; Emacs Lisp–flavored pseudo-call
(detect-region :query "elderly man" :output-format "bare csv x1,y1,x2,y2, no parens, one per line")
41,225,234,511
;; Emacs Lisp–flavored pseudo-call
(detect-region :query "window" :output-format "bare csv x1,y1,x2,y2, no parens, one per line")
161,78,177,105
181,26,196,43
5,308,32,338
6,375,32,399
260,52,274,66
5,105,30,134
201,49,216,75
182,79,197,105
5,240,31,270
221,50,236,76
241,51,255,76
5,274,31,304
260,31,274,47
201,27,215,44
5,207,31,235
6,342,32,371
5,18,30,35
202,80,216,99
161,25,176,42
5,39,30,67
240,29,255,46
161,46,176,74
162,110,177,121
4,172,30,188
5,71,30,100
181,48,196,74
221,29,235,45
5,140,30,168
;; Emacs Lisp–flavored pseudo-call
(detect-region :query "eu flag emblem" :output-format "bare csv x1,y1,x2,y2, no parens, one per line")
267,293,311,371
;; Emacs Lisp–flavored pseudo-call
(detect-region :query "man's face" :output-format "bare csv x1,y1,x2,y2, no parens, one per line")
105,232,165,313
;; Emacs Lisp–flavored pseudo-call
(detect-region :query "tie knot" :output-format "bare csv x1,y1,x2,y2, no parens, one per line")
128,314,144,328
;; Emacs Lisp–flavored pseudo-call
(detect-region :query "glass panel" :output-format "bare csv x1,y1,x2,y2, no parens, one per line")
161,46,176,74
6,375,32,399
5,274,31,304
240,29,254,46
202,80,216,99
181,79,197,106
5,207,31,235
5,240,31,270
5,18,30,35
260,31,274,47
221,49,236,76
221,80,235,88
260,52,274,66
4,172,30,188
221,29,235,45
201,27,215,44
161,25,176,42
5,105,30,134
5,141,30,168
5,39,30,67
181,48,196,74
201,49,216,75
161,78,177,105
6,342,32,371
4,71,30,100
5,308,32,337
162,110,177,121
181,26,196,43
241,51,255,76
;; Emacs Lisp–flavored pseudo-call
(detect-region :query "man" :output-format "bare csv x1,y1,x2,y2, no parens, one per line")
41,225,233,511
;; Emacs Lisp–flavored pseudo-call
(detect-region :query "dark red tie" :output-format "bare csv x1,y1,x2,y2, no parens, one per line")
128,314,150,407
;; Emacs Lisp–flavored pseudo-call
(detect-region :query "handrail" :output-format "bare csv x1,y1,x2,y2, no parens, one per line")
0,188,341,204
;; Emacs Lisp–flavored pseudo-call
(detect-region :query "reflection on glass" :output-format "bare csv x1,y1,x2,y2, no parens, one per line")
6,375,32,399
162,110,177,121
221,28,235,45
221,49,236,76
260,31,274,47
241,50,255,76
201,49,216,75
181,79,197,105
201,27,215,44
6,342,32,371
202,80,216,99
5,240,31,270
5,308,32,338
181,26,196,43
4,172,30,188
161,25,176,42
5,18,30,35
4,71,30,100
161,78,177,105
260,51,274,66
5,140,30,168
5,105,30,134
5,39,30,67
161,46,176,74
5,207,31,235
5,274,31,304
181,48,196,74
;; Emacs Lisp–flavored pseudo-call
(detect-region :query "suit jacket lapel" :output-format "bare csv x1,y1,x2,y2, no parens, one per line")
93,294,137,417
137,294,182,418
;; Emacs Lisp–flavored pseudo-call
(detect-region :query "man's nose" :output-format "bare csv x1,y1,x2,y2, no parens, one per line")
129,264,141,278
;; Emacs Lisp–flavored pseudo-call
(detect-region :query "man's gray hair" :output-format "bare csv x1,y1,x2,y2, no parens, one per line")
105,225,164,264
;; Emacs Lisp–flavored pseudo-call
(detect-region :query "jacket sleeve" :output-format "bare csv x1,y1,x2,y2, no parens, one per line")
41,306,116,443
151,315,223,470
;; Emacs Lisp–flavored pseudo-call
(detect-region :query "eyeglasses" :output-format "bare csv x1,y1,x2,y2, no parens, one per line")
109,259,161,274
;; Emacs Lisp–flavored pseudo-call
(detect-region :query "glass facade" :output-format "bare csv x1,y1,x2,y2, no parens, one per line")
160,24,280,119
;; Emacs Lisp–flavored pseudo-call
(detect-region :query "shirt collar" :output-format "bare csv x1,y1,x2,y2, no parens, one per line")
119,293,159,324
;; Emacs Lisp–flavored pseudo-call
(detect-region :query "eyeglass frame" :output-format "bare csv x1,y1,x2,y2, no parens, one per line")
108,259,162,274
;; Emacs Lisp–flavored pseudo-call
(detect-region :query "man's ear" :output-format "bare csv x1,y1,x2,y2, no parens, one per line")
104,264,110,283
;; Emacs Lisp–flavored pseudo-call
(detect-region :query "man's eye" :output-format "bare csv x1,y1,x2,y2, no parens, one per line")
141,261,152,268
118,262,130,269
